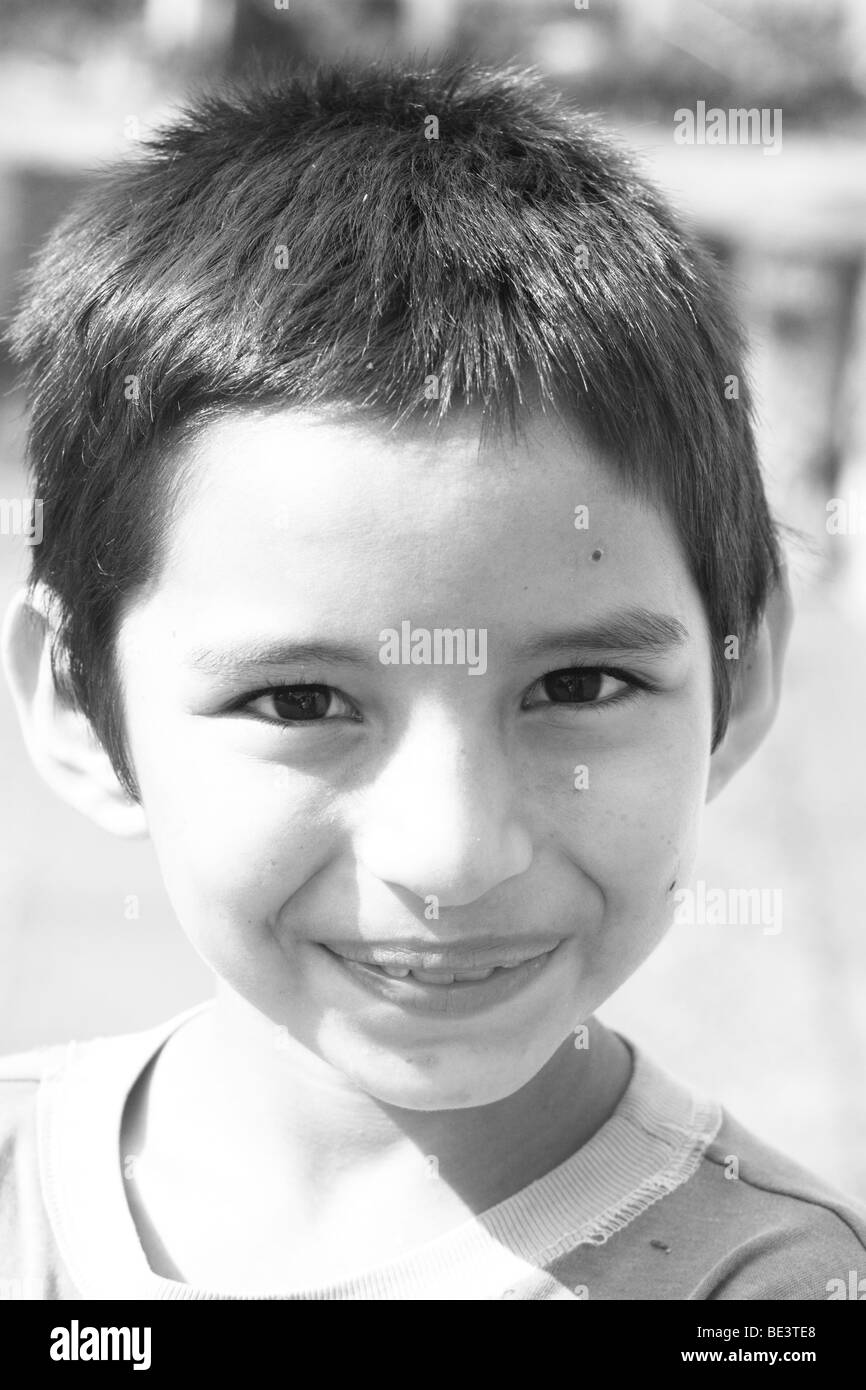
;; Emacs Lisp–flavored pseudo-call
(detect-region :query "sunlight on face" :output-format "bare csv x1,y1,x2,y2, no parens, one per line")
116,406,715,1109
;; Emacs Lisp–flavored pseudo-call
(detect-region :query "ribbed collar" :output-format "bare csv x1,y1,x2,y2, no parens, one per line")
37,1003,720,1300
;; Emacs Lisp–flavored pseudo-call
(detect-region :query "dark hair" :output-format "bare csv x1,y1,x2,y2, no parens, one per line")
8,57,781,800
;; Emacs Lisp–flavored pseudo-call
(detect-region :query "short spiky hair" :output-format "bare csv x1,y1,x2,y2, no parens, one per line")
9,57,781,800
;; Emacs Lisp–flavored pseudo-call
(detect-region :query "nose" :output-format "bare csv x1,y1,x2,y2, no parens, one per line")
353,704,533,908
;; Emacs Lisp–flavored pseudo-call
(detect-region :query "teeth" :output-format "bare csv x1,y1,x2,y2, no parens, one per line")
376,964,499,984
338,944,559,982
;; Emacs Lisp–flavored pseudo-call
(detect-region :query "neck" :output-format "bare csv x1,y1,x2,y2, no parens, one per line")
146,988,633,1211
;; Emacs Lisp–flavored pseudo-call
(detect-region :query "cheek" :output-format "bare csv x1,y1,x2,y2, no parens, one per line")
129,715,339,939
531,697,708,869
528,706,708,894
569,729,708,990
591,758,704,905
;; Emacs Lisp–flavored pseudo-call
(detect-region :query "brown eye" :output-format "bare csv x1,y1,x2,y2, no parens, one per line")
542,669,605,703
241,684,358,724
271,686,333,721
522,666,640,712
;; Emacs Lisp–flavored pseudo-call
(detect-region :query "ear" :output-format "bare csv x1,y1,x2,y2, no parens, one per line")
706,565,794,803
1,585,149,837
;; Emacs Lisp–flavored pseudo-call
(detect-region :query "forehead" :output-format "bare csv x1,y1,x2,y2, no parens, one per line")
146,405,701,642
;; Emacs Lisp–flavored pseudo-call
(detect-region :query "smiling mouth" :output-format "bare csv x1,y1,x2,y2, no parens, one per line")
321,939,563,985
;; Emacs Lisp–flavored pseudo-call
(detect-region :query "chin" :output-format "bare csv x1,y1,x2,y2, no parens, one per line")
349,1046,549,1112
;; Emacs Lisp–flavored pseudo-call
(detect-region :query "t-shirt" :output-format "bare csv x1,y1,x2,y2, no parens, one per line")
1,1002,864,1300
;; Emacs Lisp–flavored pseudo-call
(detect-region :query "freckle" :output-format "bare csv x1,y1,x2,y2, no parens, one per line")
591,548,603,561
650,1240,671,1253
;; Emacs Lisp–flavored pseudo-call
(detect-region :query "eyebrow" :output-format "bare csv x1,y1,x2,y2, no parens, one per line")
188,641,372,675
187,609,689,676
517,609,691,661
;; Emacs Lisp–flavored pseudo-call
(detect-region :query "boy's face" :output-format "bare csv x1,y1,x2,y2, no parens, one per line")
116,406,714,1109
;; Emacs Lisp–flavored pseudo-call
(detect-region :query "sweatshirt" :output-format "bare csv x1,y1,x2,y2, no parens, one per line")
1,1003,864,1300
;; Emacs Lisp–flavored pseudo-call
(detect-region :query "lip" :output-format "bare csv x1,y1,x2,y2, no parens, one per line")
320,937,564,972
318,939,565,1017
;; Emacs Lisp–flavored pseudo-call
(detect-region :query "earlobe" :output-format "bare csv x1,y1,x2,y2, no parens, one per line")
1,586,149,838
706,567,794,803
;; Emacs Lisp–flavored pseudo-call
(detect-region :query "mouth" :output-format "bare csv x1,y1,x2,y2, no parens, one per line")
320,938,563,986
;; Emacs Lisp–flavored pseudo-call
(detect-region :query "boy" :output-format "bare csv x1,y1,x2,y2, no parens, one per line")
0,59,863,1300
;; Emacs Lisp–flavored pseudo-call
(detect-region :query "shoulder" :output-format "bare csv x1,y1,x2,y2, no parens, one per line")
0,1041,69,1137
680,1110,866,1299
556,1042,866,1301
0,1009,208,1300
0,1040,70,1183
0,1041,72,1299
0,1042,69,1086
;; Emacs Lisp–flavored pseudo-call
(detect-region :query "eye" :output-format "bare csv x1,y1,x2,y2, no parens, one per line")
240,684,358,725
523,666,643,710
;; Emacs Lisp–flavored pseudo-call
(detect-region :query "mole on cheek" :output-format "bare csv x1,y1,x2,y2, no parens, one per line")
591,549,603,561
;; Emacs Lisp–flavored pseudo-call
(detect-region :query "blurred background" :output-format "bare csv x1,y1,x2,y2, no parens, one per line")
1,0,865,1198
